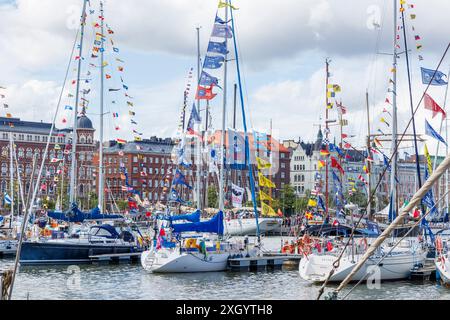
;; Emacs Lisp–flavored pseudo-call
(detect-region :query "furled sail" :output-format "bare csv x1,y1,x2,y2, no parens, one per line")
172,211,224,235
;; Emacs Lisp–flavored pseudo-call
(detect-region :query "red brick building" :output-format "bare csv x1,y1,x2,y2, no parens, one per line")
0,112,96,210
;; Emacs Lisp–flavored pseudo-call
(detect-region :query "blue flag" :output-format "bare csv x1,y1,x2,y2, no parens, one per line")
425,119,447,146
422,167,438,218
169,189,185,203
65,105,73,110
318,196,326,212
200,71,220,87
388,192,396,222
173,169,192,189
204,55,225,69
207,40,229,55
4,193,12,205
211,24,233,38
215,15,230,25
421,67,448,86
187,103,201,134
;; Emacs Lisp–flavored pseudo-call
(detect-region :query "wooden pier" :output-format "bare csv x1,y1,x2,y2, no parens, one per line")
227,253,302,272
89,252,142,264
410,258,436,281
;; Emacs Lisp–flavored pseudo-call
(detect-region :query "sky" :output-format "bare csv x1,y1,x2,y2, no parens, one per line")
0,0,449,158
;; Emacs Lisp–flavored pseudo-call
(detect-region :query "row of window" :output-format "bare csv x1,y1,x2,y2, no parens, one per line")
1,132,66,144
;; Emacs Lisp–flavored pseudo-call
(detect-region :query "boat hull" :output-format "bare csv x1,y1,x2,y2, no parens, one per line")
225,218,282,236
299,248,427,283
0,240,18,257
20,240,138,265
436,256,450,285
141,249,229,273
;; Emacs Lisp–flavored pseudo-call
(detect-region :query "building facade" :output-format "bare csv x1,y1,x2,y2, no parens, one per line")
0,112,96,209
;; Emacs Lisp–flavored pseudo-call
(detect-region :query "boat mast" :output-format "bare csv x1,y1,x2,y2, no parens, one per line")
69,0,88,205
325,59,330,220
229,0,262,241
219,5,229,212
400,2,423,204
98,0,105,212
196,26,202,211
389,0,398,221
366,91,372,219
9,134,14,230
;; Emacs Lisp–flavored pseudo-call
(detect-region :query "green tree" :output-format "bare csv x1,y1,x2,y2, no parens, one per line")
348,188,367,208
207,186,218,208
279,184,296,216
116,200,128,211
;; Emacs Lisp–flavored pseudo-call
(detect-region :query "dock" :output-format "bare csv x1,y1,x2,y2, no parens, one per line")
89,252,142,264
227,253,302,272
410,258,436,281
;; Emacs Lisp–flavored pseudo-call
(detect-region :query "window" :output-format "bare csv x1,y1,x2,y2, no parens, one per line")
1,163,7,176
2,133,8,139
133,167,138,174
26,148,32,159
79,135,86,144
133,156,138,163
281,153,285,159
155,157,159,164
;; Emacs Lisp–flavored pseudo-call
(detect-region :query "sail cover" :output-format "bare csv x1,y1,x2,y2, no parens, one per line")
48,204,123,223
172,211,224,235
168,210,201,223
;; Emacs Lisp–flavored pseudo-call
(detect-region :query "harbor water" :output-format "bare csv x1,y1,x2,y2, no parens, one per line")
2,237,450,300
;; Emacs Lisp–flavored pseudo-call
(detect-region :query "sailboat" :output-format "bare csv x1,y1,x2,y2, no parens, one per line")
299,0,428,283
19,0,143,265
141,0,265,273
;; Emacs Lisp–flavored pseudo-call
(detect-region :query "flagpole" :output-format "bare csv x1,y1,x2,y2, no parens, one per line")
366,91,373,219
325,58,330,221
98,0,105,212
9,134,14,231
69,0,88,205
218,3,229,212
196,26,202,211
389,0,399,221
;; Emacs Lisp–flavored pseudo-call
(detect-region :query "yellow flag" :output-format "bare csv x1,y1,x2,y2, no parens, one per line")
134,136,142,142
261,202,277,217
333,84,341,92
318,160,325,170
256,157,271,170
259,191,273,202
218,1,238,10
400,0,406,4
258,172,275,188
424,143,433,174
307,199,317,207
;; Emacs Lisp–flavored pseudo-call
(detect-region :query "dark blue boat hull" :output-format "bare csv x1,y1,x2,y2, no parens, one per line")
20,241,139,265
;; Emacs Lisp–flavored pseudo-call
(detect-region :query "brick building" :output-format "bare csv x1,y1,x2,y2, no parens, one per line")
0,112,96,210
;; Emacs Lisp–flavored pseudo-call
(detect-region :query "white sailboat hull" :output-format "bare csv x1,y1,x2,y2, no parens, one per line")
299,247,426,283
225,218,281,236
141,248,230,273
436,256,450,285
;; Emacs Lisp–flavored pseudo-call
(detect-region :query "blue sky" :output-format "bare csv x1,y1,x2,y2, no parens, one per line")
0,0,449,157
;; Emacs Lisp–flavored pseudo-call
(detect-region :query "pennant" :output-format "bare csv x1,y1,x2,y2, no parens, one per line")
129,111,136,116
331,157,344,175
320,149,330,157
261,202,277,217
424,93,446,119
116,139,127,144
318,160,325,170
259,191,273,202
380,117,390,127
109,88,121,92
204,55,225,69
207,40,229,55
64,105,73,110
421,67,448,86
173,169,192,189
307,199,317,207
424,143,433,174
256,157,271,170
211,24,233,38
196,85,217,100
425,119,447,146
218,1,239,10
112,112,119,118
258,172,276,188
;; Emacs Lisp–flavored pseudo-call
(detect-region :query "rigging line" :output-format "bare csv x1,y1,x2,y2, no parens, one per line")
8,27,81,301
342,189,449,300
316,42,450,300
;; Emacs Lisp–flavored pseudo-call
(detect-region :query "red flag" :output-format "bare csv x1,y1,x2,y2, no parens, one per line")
344,143,352,149
424,93,446,119
331,157,344,175
341,133,348,139
196,85,217,100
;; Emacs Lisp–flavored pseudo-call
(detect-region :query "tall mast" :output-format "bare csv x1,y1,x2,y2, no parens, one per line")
325,59,330,220
366,91,372,219
9,134,14,230
195,26,202,210
219,4,229,212
69,0,88,205
389,0,399,220
400,2,422,199
98,1,105,212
